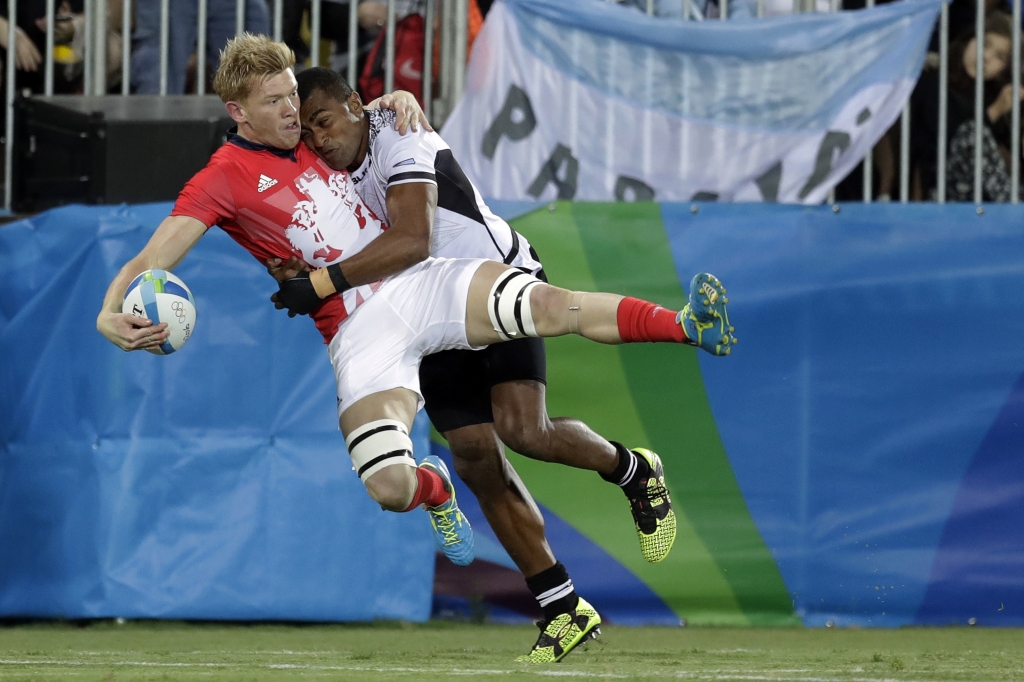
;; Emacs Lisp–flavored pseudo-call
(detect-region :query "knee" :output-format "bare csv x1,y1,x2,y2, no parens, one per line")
363,464,417,511
448,437,506,494
494,414,552,461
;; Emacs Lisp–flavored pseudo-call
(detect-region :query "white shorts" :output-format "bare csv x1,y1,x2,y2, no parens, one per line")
328,256,487,416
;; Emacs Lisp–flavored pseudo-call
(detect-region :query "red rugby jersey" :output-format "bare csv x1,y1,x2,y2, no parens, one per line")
172,132,386,343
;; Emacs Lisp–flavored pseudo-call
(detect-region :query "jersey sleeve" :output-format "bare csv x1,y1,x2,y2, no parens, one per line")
374,125,440,188
171,162,235,228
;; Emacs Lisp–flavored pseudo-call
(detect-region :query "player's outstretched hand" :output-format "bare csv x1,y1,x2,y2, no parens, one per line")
374,91,434,135
97,311,169,351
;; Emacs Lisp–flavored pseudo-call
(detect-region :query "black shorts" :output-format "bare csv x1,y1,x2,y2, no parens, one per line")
419,336,547,434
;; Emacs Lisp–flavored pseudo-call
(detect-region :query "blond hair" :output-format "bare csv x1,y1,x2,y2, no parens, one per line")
213,33,295,103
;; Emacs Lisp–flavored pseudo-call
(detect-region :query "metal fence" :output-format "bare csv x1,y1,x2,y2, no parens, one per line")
4,0,1022,211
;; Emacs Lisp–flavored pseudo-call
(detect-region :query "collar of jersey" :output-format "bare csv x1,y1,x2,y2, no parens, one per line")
226,127,297,161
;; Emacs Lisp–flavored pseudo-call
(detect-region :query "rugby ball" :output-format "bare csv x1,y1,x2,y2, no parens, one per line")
122,269,197,355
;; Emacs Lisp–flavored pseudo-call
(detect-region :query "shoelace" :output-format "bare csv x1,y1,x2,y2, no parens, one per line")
431,507,462,547
629,479,669,528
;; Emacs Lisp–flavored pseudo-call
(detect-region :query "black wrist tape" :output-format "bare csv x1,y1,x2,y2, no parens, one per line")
327,263,351,294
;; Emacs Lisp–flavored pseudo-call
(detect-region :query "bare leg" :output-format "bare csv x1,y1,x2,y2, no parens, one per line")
465,261,625,346
491,380,617,475
445,422,557,577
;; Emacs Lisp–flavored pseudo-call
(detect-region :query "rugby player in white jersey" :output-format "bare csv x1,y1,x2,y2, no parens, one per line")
97,35,736,664
266,65,704,662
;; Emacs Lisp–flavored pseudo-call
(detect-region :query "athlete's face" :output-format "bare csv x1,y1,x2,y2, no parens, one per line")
236,69,301,150
299,89,366,171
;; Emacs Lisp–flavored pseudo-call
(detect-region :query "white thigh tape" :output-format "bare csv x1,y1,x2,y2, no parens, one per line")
345,419,416,482
487,269,542,341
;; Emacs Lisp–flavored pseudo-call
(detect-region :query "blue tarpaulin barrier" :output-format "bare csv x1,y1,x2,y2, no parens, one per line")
2,201,1023,625
0,203,434,621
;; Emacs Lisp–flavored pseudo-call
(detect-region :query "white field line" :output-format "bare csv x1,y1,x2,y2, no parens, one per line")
0,658,958,681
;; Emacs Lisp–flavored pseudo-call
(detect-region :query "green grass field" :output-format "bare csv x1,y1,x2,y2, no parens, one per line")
0,621,1020,681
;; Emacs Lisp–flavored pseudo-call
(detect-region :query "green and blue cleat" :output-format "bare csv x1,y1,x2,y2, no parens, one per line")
419,455,474,566
679,272,736,356
516,597,602,663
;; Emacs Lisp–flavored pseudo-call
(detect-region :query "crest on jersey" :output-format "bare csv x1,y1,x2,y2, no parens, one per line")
285,170,375,268
257,174,278,192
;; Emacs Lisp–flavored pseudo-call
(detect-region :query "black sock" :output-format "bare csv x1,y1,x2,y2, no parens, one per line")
525,562,579,620
600,441,651,488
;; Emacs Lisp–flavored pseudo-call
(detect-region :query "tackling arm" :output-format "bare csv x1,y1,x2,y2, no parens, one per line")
96,214,207,351
274,182,437,313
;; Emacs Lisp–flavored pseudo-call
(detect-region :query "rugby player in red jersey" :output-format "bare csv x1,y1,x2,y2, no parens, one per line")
96,35,736,663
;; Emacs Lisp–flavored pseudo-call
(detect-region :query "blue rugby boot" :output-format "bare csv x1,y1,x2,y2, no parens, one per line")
680,272,736,356
420,455,474,566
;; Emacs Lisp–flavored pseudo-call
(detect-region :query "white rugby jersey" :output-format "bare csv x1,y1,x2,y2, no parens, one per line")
349,109,543,276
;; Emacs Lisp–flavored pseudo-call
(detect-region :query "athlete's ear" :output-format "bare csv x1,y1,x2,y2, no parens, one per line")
225,100,247,125
347,91,364,117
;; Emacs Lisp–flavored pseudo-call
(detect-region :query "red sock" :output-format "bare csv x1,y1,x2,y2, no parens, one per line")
616,296,687,343
403,466,451,511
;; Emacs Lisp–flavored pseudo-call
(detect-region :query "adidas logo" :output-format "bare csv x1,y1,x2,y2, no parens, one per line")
257,174,278,192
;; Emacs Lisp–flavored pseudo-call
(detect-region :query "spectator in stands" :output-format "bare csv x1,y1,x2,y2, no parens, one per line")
131,0,268,94
280,0,397,77
912,12,1023,201
1,0,127,93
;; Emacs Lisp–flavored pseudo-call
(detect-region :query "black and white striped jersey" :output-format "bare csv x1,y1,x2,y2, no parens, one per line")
349,109,542,276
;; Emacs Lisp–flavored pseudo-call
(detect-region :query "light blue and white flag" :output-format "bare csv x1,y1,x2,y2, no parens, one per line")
442,0,941,203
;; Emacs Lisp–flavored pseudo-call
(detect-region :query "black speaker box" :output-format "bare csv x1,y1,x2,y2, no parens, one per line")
14,95,233,212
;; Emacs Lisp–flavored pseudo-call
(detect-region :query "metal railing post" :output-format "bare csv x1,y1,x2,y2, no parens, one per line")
684,0,692,20
440,0,453,111
900,103,910,202
973,0,984,204
4,0,16,212
273,0,283,42
122,0,132,94
94,0,108,94
159,0,170,95
385,0,396,93
83,0,93,94
311,0,322,67
1012,0,1021,203
235,0,245,36
423,0,435,118
347,0,358,86
647,0,655,14
197,0,208,94
45,0,55,95
937,1,948,203
453,0,467,103
722,0,728,19
863,0,875,201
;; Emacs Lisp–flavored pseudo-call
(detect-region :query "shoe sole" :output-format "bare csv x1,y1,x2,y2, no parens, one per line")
687,273,736,356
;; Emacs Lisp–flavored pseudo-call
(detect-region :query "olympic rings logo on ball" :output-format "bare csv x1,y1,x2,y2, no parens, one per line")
171,300,188,323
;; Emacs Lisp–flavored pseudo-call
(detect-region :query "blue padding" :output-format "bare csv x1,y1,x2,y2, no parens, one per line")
660,202,1024,627
916,369,1024,626
0,204,434,622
